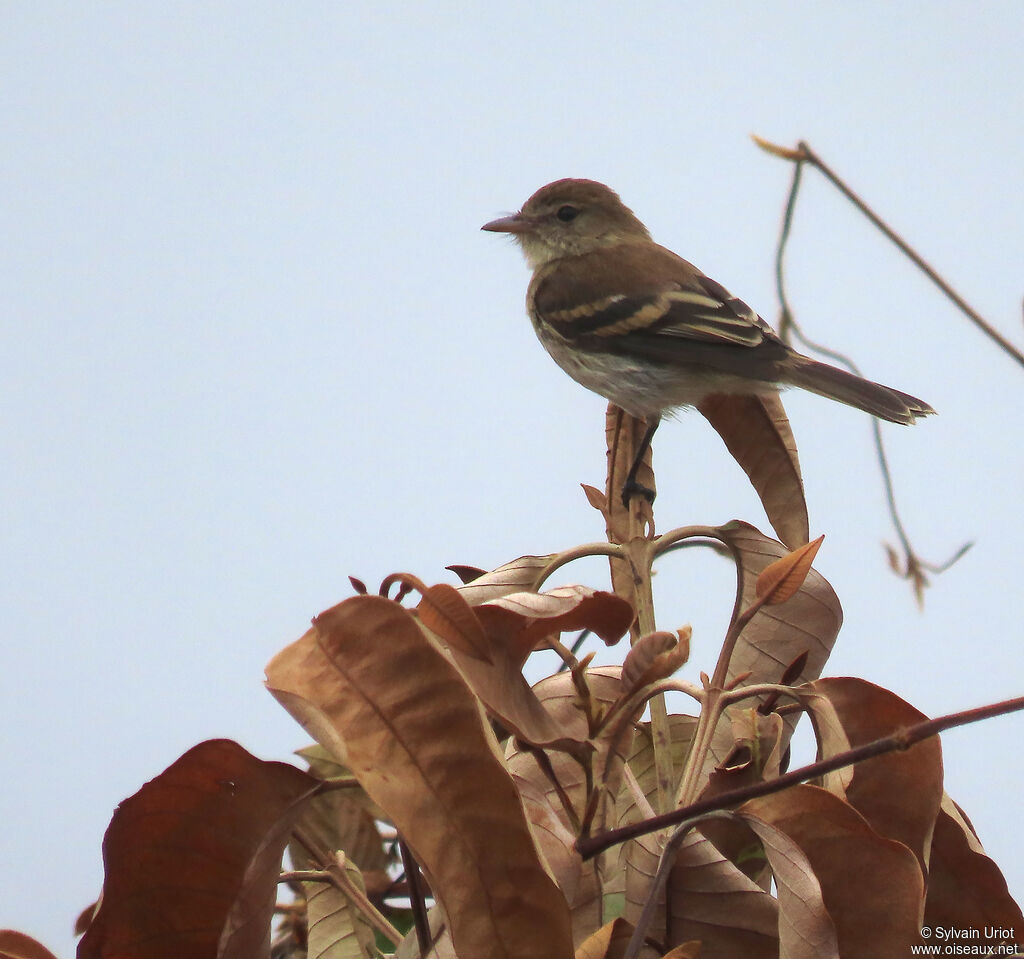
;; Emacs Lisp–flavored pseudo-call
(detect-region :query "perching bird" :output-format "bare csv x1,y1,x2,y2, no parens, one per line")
482,178,933,502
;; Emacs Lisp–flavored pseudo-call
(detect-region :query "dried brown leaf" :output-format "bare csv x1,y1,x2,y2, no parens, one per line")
417,582,492,661
802,677,942,876
418,584,598,750
446,563,487,584
506,667,630,824
665,827,780,959
700,523,842,782
289,754,391,879
582,483,608,513
574,917,635,959
696,711,785,880
266,596,574,959
741,785,923,959
617,718,700,944
0,931,60,959
304,858,376,959
452,555,556,605
77,739,319,959
505,668,630,947
698,394,808,549
922,795,1024,941
622,628,691,693
513,772,602,947
730,805,840,959
475,585,634,664
754,535,824,606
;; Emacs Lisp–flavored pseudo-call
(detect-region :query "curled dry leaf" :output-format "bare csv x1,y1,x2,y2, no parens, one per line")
0,931,60,959
573,917,634,959
800,677,942,877
754,535,824,606
417,584,585,751
665,826,780,959
475,585,634,666
621,628,692,694
616,716,700,944
698,523,842,783
741,785,923,959
266,596,574,959
451,555,557,605
512,772,602,947
77,739,320,959
923,795,1024,940
697,394,808,550
729,805,841,959
504,668,630,946
581,483,608,514
416,582,491,662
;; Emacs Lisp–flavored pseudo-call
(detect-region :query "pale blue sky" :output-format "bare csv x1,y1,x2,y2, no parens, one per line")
3,3,1022,952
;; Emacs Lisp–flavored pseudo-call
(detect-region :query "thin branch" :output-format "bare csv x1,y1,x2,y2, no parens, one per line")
767,139,971,599
577,693,1024,860
531,541,625,593
799,140,1024,368
290,827,405,946
757,134,1024,367
399,839,432,959
621,812,735,959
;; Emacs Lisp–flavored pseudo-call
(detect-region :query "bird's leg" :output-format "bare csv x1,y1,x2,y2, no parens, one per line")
621,416,660,507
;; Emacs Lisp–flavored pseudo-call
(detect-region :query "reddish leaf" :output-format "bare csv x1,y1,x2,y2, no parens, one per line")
802,677,942,877
923,796,1024,942
77,739,319,959
0,931,60,959
754,535,824,606
741,785,923,959
698,393,808,549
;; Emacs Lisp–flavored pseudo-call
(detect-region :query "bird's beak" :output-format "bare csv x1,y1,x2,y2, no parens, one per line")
481,212,530,234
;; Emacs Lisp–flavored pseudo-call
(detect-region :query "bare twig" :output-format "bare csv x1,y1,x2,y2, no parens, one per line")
577,693,1024,860
399,839,432,958
290,826,404,946
765,138,972,599
757,135,1024,367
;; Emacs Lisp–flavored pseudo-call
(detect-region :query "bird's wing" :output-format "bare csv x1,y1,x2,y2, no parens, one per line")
533,243,782,351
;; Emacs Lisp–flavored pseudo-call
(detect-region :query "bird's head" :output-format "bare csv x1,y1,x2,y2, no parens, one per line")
482,178,650,268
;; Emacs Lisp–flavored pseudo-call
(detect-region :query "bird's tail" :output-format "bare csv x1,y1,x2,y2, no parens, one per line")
786,357,935,425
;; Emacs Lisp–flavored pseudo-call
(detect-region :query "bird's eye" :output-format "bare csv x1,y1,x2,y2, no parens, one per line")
556,205,579,222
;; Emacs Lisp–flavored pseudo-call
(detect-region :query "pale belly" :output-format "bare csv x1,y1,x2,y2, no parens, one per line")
535,323,778,419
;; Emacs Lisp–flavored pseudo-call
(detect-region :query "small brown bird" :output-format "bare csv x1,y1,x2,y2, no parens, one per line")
483,178,934,501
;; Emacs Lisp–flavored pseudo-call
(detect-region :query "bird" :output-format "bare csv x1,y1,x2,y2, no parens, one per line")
482,178,934,503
